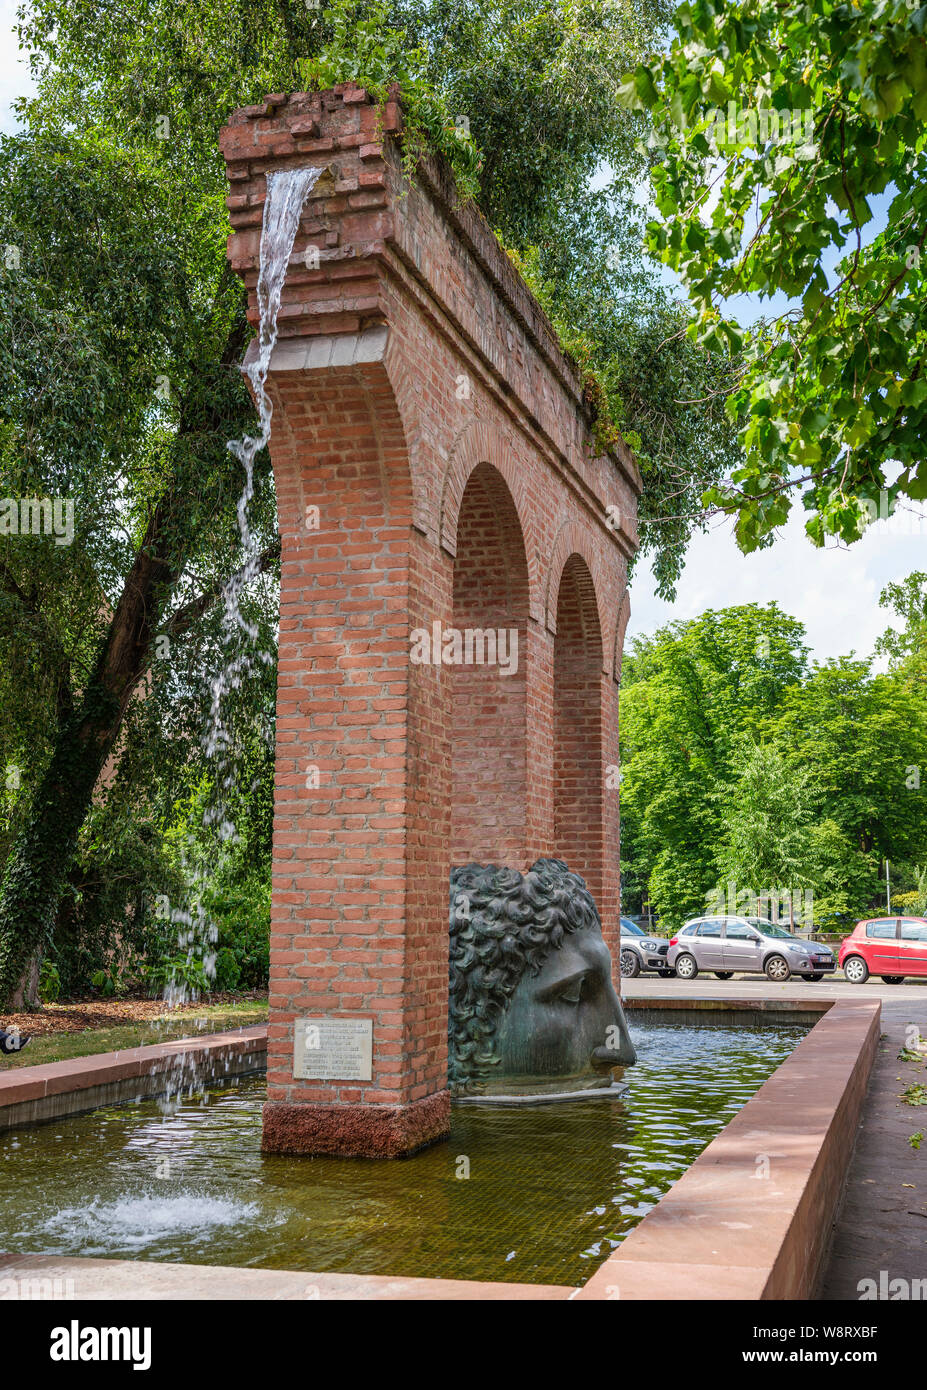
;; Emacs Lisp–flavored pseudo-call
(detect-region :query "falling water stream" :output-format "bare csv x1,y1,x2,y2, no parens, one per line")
155,167,322,1090
205,165,323,829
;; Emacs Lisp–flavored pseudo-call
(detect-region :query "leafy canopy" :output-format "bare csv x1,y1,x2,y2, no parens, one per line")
620,592,927,928
621,0,927,555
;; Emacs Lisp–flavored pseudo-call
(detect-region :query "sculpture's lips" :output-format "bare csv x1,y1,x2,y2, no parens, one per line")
591,1046,625,1067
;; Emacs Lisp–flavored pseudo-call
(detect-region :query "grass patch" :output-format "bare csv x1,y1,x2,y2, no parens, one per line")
1,999,268,1069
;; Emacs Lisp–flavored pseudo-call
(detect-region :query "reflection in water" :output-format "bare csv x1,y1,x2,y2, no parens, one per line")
0,1020,808,1286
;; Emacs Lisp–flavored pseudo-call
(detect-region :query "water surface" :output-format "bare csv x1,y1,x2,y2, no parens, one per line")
0,1020,809,1287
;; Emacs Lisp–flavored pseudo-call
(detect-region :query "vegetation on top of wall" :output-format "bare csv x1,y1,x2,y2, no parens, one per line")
297,4,483,200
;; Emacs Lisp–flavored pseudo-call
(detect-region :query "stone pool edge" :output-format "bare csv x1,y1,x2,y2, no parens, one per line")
0,1025,267,1131
576,995,881,1300
0,998,879,1300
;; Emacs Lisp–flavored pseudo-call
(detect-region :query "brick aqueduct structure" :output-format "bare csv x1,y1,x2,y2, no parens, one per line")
220,87,641,1157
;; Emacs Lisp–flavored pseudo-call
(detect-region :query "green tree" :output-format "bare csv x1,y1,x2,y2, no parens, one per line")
622,0,927,554
876,570,927,687
619,602,808,926
769,657,927,873
621,598,927,930
0,0,740,1002
713,741,817,928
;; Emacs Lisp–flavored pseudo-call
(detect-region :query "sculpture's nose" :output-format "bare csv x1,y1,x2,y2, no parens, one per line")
591,1045,625,1067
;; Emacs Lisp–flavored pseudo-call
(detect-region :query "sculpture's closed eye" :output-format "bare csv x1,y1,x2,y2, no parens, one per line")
544,970,592,1005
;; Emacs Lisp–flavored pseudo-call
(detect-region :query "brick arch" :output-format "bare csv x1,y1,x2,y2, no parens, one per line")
439,418,542,623
553,553,605,898
613,588,632,683
268,362,417,541
222,88,642,1157
545,520,611,673
451,460,531,868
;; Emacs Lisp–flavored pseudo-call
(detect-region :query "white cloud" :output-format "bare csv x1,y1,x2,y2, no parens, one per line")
627,505,925,666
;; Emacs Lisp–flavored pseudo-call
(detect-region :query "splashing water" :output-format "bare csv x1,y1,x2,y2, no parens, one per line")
41,1192,261,1253
162,167,323,1015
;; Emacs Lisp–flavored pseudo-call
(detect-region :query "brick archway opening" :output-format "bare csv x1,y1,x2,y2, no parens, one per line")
554,555,604,901
451,462,530,868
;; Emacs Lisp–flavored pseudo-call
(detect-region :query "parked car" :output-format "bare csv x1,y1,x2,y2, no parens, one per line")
619,916,674,978
839,916,927,983
666,916,837,982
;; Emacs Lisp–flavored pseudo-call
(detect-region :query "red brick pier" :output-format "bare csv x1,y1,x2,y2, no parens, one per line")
220,86,640,1156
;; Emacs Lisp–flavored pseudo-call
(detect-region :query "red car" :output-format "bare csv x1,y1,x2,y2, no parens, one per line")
839,917,927,983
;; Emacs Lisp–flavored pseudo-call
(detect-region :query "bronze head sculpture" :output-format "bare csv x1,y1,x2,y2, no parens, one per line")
449,857,636,1099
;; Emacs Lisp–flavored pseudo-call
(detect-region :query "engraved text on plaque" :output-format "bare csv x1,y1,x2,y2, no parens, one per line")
294,1017,373,1081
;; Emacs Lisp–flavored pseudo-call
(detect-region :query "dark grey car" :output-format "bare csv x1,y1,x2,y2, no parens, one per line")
619,916,674,978
666,916,836,982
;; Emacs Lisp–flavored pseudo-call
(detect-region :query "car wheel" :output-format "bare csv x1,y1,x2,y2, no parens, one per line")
657,968,676,978
881,976,905,984
620,949,641,978
714,971,734,980
843,955,869,984
765,954,790,982
674,953,698,980
805,973,824,981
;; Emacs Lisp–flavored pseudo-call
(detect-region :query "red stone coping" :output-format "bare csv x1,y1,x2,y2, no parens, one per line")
0,1252,572,1300
576,996,881,1300
0,1026,267,1110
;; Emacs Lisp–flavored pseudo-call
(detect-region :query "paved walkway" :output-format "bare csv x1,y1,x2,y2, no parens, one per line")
622,972,927,1006
820,997,927,1298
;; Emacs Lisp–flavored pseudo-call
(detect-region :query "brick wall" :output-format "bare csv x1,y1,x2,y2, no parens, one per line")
220,85,641,1156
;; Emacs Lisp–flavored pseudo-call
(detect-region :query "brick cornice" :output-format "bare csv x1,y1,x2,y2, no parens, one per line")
220,86,642,509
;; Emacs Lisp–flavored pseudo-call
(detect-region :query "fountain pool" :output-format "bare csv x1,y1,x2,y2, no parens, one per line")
0,1018,810,1287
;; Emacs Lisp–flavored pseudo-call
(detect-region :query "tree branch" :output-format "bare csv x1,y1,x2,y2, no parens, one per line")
161,538,282,642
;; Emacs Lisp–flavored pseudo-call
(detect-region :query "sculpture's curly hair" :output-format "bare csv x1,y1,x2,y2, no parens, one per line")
448,857,601,1092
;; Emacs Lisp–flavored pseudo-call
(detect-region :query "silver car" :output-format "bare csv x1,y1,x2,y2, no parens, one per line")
666,916,837,982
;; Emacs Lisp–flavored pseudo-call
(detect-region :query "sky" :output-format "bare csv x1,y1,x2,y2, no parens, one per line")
0,0,31,129
0,5,917,667
628,506,924,667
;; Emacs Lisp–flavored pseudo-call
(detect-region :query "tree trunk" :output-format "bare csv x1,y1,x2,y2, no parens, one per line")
0,526,173,1006
0,302,253,1008
11,946,42,1010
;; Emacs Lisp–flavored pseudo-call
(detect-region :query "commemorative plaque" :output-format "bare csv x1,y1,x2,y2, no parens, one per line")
293,1017,373,1081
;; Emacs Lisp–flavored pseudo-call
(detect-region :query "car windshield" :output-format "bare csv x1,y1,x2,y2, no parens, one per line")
621,918,644,936
743,918,793,939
